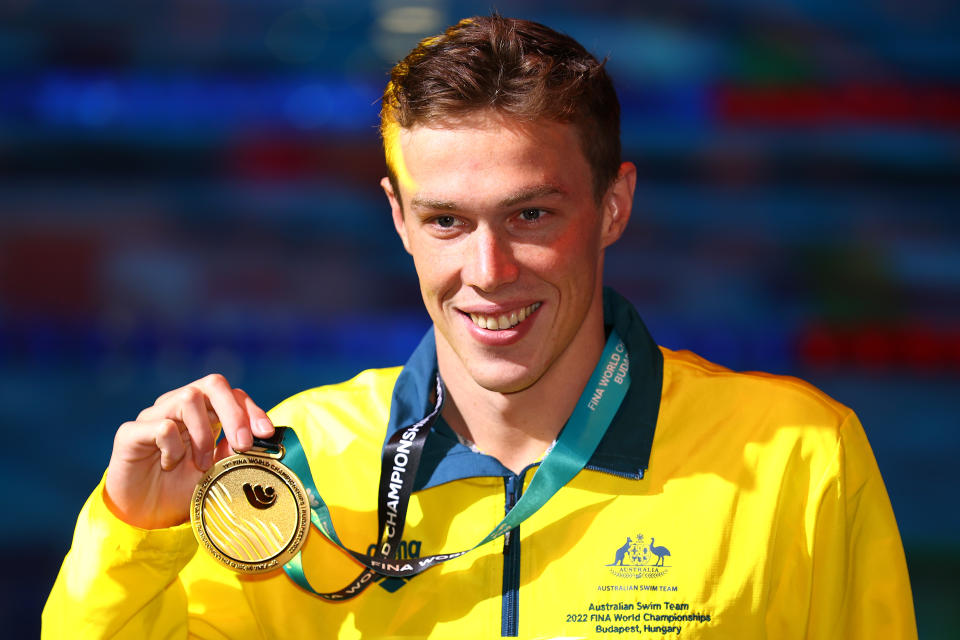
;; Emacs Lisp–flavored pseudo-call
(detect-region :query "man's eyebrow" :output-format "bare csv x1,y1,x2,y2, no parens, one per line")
408,185,565,212
498,185,564,208
409,196,458,211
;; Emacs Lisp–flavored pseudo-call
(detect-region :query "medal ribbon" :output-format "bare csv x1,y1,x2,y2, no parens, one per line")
276,331,631,601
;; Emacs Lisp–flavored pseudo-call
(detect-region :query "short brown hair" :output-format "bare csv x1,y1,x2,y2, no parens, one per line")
381,14,621,202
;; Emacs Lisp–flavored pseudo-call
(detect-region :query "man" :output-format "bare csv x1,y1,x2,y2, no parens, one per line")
44,15,916,638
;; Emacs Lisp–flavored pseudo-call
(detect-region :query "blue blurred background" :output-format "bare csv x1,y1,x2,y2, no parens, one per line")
2,0,957,636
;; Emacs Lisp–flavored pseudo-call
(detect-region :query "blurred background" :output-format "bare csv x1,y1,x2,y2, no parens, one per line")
1,0,957,636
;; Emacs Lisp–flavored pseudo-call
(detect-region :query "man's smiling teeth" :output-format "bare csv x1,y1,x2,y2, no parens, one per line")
469,302,541,330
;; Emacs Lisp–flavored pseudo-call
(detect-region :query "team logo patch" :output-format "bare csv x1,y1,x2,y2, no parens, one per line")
606,532,673,579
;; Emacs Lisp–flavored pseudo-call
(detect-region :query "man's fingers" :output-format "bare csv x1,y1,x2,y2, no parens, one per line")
233,388,274,438
153,386,180,407
133,374,264,459
154,419,189,471
198,374,252,452
113,419,187,469
176,386,215,470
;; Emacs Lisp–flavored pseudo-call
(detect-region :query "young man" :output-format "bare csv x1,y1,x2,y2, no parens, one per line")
44,15,916,638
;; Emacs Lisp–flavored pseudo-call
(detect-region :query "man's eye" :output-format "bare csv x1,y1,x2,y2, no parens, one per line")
432,215,457,228
519,208,545,222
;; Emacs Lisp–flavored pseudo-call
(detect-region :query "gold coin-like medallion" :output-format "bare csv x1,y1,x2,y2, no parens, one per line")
191,453,309,573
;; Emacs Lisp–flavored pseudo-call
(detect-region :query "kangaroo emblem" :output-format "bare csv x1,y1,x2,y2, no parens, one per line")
608,537,632,566
243,483,277,509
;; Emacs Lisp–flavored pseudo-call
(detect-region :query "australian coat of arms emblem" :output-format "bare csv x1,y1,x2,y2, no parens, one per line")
606,533,673,579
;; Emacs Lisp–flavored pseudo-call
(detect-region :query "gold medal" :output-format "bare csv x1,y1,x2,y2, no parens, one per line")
191,447,310,574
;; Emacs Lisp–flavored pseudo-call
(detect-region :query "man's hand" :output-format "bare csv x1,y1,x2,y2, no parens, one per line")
104,374,275,529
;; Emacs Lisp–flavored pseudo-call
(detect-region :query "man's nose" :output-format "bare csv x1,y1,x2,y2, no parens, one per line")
462,226,519,292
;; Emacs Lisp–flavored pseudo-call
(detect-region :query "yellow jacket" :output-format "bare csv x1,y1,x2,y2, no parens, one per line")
44,290,916,638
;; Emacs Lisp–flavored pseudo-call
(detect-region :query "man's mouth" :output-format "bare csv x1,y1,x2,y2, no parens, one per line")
467,302,541,331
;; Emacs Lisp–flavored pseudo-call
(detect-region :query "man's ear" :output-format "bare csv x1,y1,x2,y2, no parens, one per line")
381,176,411,255
600,162,636,249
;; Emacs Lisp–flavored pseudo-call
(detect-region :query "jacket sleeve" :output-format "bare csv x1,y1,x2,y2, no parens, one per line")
43,475,217,639
805,412,917,639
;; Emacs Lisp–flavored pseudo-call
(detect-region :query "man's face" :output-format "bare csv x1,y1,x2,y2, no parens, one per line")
383,112,633,393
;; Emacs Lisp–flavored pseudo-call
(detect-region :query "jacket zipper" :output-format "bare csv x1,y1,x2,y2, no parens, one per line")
498,464,638,634
501,472,524,637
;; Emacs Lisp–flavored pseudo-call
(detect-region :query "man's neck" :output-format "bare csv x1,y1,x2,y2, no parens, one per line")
437,316,606,475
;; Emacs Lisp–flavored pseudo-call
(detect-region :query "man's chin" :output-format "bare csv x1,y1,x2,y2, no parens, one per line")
467,365,543,395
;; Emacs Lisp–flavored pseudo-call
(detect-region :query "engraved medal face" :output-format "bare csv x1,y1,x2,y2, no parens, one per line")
191,454,309,573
